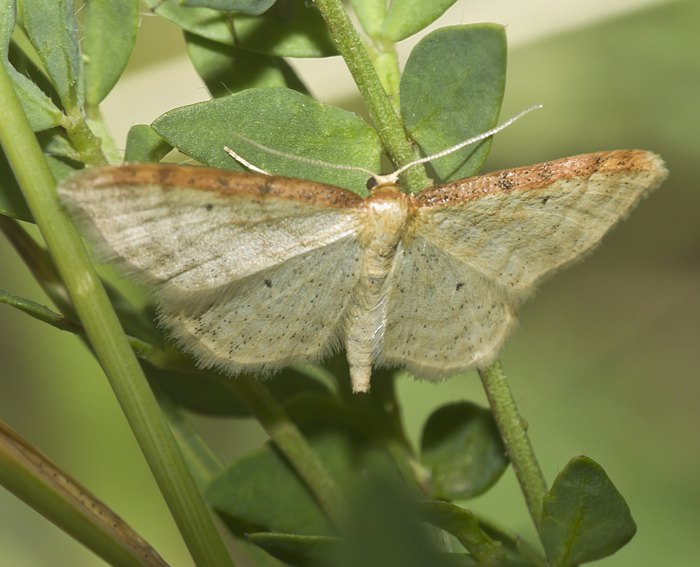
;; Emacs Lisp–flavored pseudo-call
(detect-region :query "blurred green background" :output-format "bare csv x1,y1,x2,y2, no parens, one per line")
1,1,698,565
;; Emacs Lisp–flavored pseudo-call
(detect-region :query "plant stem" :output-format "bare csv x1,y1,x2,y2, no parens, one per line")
478,361,547,528
227,378,345,527
314,0,431,193
0,419,169,567
0,63,234,567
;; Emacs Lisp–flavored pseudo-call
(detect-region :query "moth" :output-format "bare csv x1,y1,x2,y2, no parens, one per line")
59,117,667,392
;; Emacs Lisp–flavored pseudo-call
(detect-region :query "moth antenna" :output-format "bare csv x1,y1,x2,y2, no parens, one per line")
382,104,544,184
224,146,274,175
224,133,377,178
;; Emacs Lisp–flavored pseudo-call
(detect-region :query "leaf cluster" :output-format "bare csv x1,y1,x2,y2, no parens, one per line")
0,1,636,566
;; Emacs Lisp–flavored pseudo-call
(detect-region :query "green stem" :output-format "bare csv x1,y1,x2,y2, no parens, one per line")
314,0,430,193
478,361,547,528
366,39,401,110
0,63,234,567
156,394,225,491
227,378,345,527
0,419,170,567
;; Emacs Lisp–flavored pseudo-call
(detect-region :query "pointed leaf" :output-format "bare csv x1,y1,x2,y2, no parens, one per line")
247,532,337,567
541,456,636,566
183,0,276,15
383,0,458,41
420,402,508,499
206,423,395,536
37,128,80,161
185,32,308,98
151,88,381,193
19,0,82,110
81,0,139,105
418,500,505,565
145,0,335,57
0,149,32,221
125,124,172,163
0,0,63,131
147,364,330,417
348,0,387,38
0,288,81,333
400,24,506,182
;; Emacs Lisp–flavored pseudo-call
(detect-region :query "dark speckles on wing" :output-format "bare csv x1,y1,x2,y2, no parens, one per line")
496,173,515,191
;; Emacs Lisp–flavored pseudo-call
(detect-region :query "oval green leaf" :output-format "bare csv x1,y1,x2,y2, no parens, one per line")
383,0,458,42
183,0,276,15
81,0,139,105
145,0,336,57
400,24,506,182
185,32,308,98
420,401,508,500
151,88,381,194
124,124,173,163
540,456,637,566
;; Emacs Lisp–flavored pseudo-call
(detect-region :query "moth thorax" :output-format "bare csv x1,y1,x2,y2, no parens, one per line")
358,186,411,251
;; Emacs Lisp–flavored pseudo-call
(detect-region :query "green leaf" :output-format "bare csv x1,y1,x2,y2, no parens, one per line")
540,456,637,566
206,422,395,536
124,124,172,163
145,0,336,57
151,88,381,194
247,532,337,566
147,364,330,418
417,500,505,565
383,0,458,41
0,287,81,333
400,24,506,183
185,31,308,98
19,0,82,110
420,402,508,500
335,477,448,567
0,0,63,131
37,128,80,161
183,0,276,16
81,0,139,105
0,149,32,221
348,0,387,38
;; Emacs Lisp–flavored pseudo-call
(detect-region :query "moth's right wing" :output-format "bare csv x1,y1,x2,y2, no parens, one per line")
59,164,364,373
60,164,363,304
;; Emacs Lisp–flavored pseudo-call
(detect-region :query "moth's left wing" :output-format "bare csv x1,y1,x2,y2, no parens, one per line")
379,150,666,379
378,237,514,379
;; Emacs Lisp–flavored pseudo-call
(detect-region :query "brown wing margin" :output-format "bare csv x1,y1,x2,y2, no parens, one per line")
415,150,667,207
61,164,365,209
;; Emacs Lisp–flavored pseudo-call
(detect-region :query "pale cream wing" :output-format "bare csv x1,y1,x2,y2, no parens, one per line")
59,164,363,306
380,150,667,379
379,237,514,379
159,235,361,375
414,150,667,296
59,163,364,375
